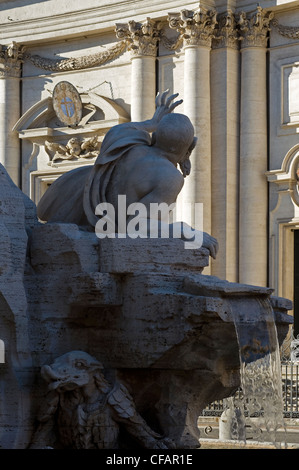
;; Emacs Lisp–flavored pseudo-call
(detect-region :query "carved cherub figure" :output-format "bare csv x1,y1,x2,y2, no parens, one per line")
80,135,102,158
45,136,101,165
30,351,174,449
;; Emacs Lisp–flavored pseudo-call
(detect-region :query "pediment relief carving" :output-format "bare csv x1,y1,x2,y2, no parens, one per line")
14,92,129,135
45,136,101,167
13,89,130,199
13,90,130,171
266,144,299,207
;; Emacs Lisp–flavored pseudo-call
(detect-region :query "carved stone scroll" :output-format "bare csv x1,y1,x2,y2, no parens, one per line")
0,41,26,78
237,6,274,48
115,17,161,57
213,9,239,50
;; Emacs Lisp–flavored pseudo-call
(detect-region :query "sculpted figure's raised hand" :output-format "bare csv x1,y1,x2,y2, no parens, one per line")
150,90,183,127
37,89,218,259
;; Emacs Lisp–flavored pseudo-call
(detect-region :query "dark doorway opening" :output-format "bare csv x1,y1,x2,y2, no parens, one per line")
294,230,299,337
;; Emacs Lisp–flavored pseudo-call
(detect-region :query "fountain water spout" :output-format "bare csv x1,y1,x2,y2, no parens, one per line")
184,274,292,448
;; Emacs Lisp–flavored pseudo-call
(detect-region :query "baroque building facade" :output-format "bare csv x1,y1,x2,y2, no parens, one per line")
0,0,299,335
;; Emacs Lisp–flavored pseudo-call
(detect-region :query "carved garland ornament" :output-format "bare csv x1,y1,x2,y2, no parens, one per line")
271,17,299,39
25,40,128,72
21,17,162,71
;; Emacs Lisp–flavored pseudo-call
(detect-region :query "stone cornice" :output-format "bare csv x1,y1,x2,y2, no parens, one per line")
237,6,274,48
115,18,161,57
168,8,217,48
0,0,196,45
0,42,26,78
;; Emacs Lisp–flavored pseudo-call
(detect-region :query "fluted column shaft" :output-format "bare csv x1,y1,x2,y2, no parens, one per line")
183,44,211,233
0,42,24,186
211,11,240,282
130,55,156,122
238,7,273,286
116,19,160,122
168,9,217,248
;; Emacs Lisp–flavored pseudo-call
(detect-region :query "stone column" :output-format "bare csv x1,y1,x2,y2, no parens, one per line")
210,10,240,282
116,18,160,122
168,9,217,246
238,7,273,287
0,42,24,186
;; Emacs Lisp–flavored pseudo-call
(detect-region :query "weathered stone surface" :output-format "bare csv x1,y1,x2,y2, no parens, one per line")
0,164,39,449
25,222,292,448
0,165,294,449
30,350,176,450
98,237,210,274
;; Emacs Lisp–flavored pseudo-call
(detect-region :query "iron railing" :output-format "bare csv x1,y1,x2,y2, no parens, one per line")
281,361,299,418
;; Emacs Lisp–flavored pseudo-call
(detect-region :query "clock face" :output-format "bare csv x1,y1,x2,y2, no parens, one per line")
52,81,82,126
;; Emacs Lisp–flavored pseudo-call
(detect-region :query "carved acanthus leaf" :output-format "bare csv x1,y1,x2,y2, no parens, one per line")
115,18,161,57
0,41,26,77
213,9,239,49
237,6,274,48
168,8,217,48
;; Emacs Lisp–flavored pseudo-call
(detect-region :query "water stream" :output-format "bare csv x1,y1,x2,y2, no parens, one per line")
229,295,287,448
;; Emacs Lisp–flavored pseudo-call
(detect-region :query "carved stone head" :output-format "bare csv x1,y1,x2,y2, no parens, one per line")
41,350,104,392
154,113,195,159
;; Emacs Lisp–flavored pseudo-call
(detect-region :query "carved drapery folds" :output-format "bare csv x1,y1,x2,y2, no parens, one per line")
115,17,161,57
168,8,217,48
237,6,274,48
0,41,26,78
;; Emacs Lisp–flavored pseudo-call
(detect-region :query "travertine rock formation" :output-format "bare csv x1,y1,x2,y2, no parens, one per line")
0,167,292,448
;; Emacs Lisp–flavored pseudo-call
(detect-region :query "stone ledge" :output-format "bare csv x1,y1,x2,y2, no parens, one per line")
98,236,210,274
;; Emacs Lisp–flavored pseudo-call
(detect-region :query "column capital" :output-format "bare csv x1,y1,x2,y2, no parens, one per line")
213,9,239,50
238,6,274,48
115,18,161,57
168,7,217,48
0,42,26,78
